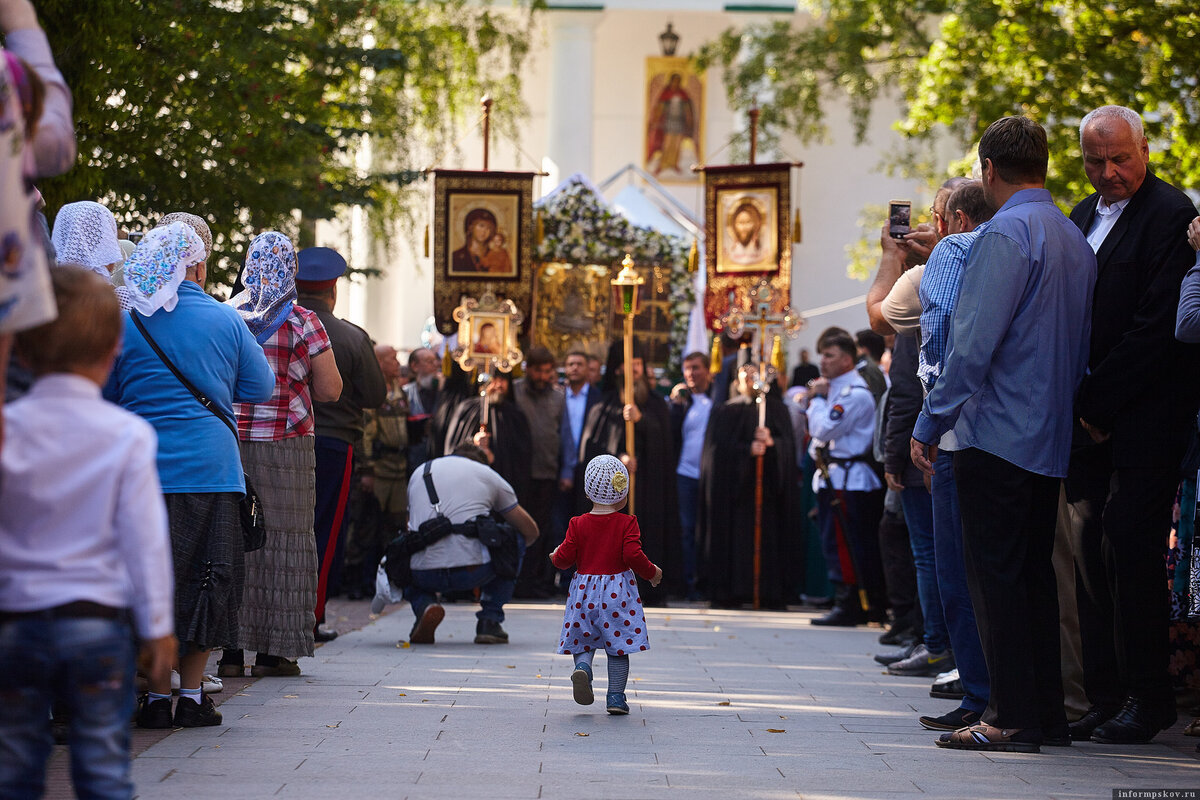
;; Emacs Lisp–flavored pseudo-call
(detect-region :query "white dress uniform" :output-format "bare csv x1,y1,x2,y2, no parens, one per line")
805,370,882,493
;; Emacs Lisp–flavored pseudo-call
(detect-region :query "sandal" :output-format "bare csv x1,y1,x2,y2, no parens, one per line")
935,722,1040,753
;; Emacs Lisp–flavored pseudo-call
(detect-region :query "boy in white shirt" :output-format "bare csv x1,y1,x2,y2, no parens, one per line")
0,266,176,798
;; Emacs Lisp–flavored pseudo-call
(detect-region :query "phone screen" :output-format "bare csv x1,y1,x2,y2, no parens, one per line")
888,201,912,239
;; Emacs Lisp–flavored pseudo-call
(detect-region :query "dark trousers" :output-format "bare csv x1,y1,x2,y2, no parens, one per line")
515,479,560,596
1066,439,1179,707
314,436,354,625
877,506,919,630
954,447,1064,731
817,487,887,609
677,475,700,596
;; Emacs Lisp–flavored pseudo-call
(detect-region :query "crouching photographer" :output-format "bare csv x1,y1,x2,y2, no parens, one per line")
386,444,538,645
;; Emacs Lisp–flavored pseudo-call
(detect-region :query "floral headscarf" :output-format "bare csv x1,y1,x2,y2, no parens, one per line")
227,231,297,343
50,201,124,277
123,222,204,316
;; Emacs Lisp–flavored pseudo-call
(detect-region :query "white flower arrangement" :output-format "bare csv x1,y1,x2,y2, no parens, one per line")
536,178,695,380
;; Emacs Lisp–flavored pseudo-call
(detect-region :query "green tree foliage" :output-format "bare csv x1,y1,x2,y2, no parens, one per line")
698,1,1200,274
30,0,538,286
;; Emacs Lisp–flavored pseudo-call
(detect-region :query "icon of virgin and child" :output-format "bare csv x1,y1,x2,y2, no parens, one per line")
451,208,513,275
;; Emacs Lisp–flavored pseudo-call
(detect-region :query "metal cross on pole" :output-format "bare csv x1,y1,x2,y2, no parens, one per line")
719,279,803,609
452,290,524,447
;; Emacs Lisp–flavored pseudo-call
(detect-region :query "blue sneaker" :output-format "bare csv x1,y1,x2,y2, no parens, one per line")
606,692,629,715
571,664,594,705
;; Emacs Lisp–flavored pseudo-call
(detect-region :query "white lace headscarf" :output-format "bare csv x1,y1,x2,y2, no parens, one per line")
123,222,204,316
227,231,298,343
50,201,124,277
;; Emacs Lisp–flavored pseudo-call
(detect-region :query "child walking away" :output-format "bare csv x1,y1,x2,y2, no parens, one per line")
551,455,662,715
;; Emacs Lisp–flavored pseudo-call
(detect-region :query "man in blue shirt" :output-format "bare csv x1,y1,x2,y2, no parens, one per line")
910,181,997,733
911,116,1096,752
670,351,716,600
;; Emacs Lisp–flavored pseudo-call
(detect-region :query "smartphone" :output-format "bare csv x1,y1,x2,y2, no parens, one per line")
888,200,912,239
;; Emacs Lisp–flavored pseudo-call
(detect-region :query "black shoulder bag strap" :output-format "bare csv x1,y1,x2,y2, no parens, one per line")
422,460,442,515
128,311,237,437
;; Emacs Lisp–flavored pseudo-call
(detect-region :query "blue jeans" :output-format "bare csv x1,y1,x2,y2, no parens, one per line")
901,486,948,653
0,616,136,799
676,475,700,595
931,450,989,713
405,539,524,626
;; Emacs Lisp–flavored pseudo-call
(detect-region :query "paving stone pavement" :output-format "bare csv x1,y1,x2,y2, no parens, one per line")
126,602,1200,799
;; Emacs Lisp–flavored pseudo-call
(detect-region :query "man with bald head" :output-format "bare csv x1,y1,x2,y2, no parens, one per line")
1065,106,1200,744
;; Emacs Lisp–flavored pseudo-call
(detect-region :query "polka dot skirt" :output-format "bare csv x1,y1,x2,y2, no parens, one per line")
556,569,650,656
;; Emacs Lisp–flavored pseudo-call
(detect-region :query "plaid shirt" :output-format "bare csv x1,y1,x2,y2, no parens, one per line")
235,306,332,441
917,230,980,394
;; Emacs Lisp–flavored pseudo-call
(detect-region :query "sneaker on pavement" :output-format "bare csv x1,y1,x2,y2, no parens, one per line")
571,664,594,705
409,604,445,644
873,642,917,666
878,623,918,647
474,618,509,644
135,695,174,729
888,644,955,677
606,692,629,715
919,706,981,731
173,694,222,727
314,624,339,643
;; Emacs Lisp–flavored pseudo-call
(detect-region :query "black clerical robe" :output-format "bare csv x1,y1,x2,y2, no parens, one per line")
432,387,532,504
698,394,798,609
578,388,681,603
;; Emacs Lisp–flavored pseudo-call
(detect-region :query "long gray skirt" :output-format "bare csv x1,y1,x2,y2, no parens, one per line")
238,436,317,658
165,491,244,652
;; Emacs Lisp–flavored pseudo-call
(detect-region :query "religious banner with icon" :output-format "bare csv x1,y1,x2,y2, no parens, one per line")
644,56,704,184
432,169,535,336
703,163,792,329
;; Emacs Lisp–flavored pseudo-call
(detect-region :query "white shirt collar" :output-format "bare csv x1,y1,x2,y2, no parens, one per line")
26,373,102,400
1095,196,1131,217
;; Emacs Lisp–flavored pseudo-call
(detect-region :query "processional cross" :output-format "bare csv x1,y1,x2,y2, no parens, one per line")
719,279,803,609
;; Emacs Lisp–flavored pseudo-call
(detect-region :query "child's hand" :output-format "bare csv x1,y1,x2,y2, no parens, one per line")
650,566,663,588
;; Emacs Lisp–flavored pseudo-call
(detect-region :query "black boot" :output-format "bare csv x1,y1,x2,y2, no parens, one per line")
811,584,868,627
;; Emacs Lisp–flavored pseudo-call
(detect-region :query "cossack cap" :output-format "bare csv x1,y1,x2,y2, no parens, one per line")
296,246,347,284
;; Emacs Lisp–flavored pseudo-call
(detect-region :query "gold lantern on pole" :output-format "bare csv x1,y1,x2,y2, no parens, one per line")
610,254,645,514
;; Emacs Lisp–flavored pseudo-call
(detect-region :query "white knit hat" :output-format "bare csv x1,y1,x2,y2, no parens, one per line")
584,454,629,506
